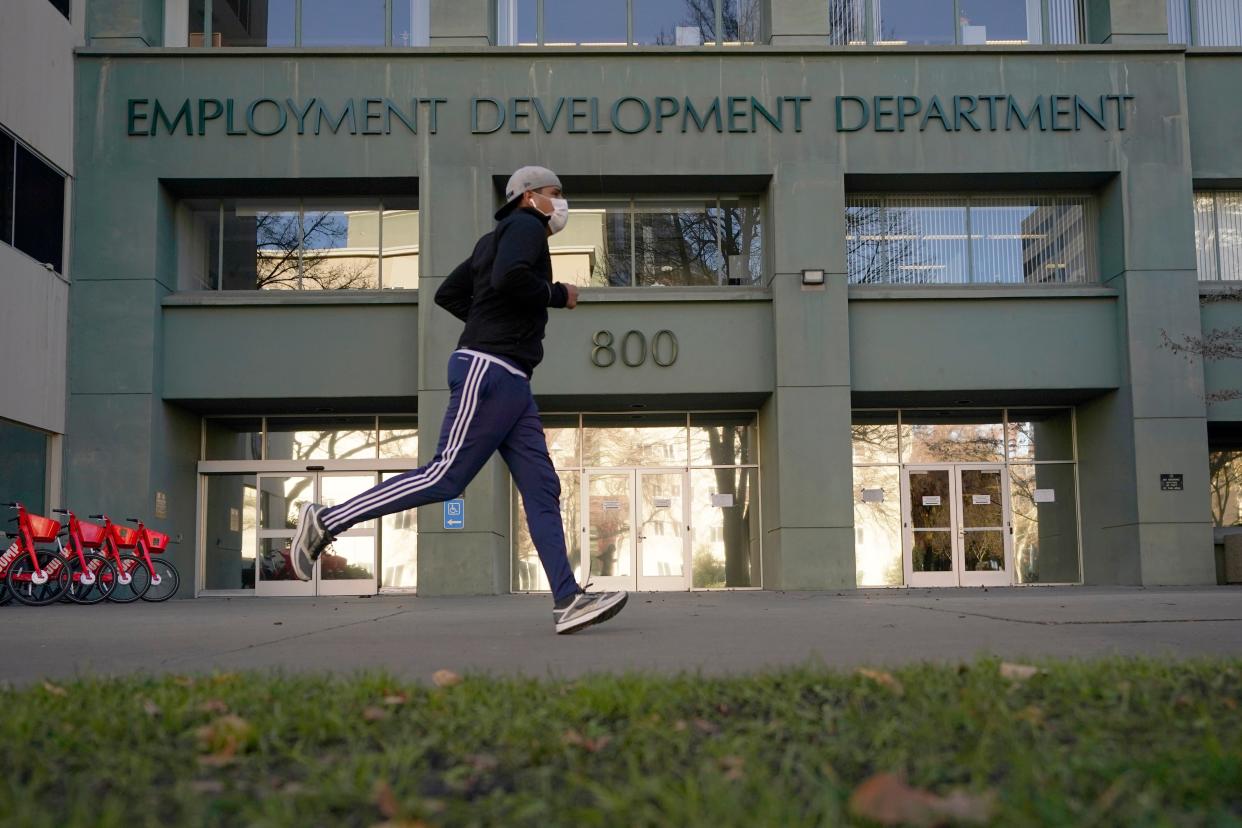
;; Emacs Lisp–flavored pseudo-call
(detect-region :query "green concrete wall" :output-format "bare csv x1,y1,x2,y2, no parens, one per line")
67,42,1229,593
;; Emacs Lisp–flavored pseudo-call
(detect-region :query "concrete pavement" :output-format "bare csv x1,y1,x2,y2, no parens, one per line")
3,587,1241,684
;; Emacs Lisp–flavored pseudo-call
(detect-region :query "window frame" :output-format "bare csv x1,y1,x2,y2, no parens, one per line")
830,0,1084,46
845,192,1099,287
1194,190,1242,282
498,0,762,47
186,0,430,47
1169,0,1242,46
0,123,68,277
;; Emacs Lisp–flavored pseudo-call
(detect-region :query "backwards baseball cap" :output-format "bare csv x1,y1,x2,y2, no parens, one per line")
495,165,563,219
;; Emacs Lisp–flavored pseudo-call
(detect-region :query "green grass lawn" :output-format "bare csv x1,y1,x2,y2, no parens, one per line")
1,659,1239,827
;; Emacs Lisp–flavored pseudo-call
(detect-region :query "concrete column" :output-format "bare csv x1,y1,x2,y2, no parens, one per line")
430,0,492,47
761,161,855,589
1086,0,1170,44
768,0,829,45
414,161,511,596
86,0,164,47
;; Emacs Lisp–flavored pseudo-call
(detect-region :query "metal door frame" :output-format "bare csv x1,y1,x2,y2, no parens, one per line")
635,469,690,591
901,463,1014,587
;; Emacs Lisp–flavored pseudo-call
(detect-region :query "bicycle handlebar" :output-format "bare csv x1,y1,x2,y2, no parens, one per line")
89,514,104,520
126,517,140,523
52,508,68,515
5,503,17,509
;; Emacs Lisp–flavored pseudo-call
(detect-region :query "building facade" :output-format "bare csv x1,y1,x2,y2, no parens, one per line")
6,0,1242,597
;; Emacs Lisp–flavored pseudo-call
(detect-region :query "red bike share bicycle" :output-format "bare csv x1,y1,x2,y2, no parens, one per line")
52,508,119,604
2,503,70,606
91,512,180,602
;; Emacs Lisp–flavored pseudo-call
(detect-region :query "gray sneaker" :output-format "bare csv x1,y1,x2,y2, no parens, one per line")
553,589,628,635
289,503,333,582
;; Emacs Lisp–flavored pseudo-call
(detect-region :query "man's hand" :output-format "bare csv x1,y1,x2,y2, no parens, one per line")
564,283,579,309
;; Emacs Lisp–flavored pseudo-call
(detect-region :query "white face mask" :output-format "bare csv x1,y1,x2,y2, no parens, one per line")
533,193,570,235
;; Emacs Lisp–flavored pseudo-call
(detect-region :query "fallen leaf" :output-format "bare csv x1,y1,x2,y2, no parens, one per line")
1174,695,1193,709
363,706,390,722
199,699,230,715
857,668,905,695
672,720,688,732
693,718,719,735
467,753,499,772
1222,697,1238,710
382,693,409,706
42,681,67,697
195,714,255,767
190,780,224,794
373,780,399,819
1000,662,1040,682
432,669,462,688
141,698,162,717
849,773,995,827
1015,705,1045,727
562,729,612,752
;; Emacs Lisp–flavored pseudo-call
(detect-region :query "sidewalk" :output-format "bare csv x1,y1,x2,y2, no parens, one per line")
3,587,1240,684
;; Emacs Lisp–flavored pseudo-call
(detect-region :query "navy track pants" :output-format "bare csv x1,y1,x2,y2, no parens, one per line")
319,350,580,602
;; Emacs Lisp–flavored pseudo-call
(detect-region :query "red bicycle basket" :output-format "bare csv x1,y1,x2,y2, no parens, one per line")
77,521,107,548
113,526,138,549
145,530,169,553
26,514,61,543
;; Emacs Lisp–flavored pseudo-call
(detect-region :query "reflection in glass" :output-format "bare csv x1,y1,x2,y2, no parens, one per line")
963,530,1005,571
847,196,968,284
258,537,297,581
828,0,867,44
854,466,902,586
721,0,762,44
852,411,900,465
381,206,420,289
690,413,757,466
1006,409,1074,461
300,206,380,290
911,530,953,572
690,468,757,587
633,0,710,45
544,0,627,45
320,475,377,529
1195,0,1242,46
320,535,376,580
1011,464,1080,582
259,476,312,530
902,412,1004,464
1046,0,1082,43
960,468,1005,572
379,418,418,460
908,469,951,528
1210,450,1242,527
381,472,418,588
222,202,300,290
958,0,1041,44
551,206,631,287
497,0,538,45
190,0,295,47
301,0,386,46
392,0,431,46
587,474,632,578
876,0,955,44
513,471,581,591
541,415,581,468
582,414,688,467
266,417,378,461
0,419,47,515
639,473,684,577
203,475,257,590
972,196,1095,285
204,418,263,461
179,201,220,289
1169,0,1191,43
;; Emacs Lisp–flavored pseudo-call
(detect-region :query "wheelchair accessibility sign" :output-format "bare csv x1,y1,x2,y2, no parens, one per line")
443,498,465,530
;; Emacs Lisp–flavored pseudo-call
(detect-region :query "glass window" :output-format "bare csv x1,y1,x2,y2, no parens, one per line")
47,0,70,19
381,471,418,587
513,470,581,591
13,144,65,273
551,204,631,287
1210,450,1242,527
1195,0,1242,45
1011,463,1080,582
634,202,719,286
847,194,1097,286
204,417,263,461
497,0,538,45
1169,0,1192,43
381,199,420,289
901,411,1005,464
1195,191,1242,282
853,465,902,586
0,418,48,515
1006,409,1073,462
690,413,758,466
722,0,762,44
302,0,386,46
222,200,300,290
544,0,628,45
539,414,581,468
632,0,710,45
829,0,868,43
300,203,380,290
582,414,689,467
1046,0,1082,43
203,474,257,590
852,411,900,464
691,467,758,587
191,0,296,47
0,132,12,246
378,417,418,460
266,416,378,461
258,475,312,530
876,0,954,44
392,0,431,46
958,0,1042,44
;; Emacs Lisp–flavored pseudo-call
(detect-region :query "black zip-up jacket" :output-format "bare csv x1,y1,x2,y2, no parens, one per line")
434,207,570,377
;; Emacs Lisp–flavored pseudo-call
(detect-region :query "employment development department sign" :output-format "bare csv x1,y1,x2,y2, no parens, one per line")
126,93,1136,137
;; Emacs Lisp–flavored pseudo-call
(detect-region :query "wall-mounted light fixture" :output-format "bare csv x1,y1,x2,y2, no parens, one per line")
801,269,825,286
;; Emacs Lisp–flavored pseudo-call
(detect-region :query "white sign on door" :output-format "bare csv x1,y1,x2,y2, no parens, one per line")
711,493,735,508
971,494,992,506
653,498,672,508
921,495,942,506
1034,488,1056,503
602,500,621,511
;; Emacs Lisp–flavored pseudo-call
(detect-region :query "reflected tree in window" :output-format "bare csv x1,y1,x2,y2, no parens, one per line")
254,211,378,290
1209,451,1242,526
846,202,924,284
650,0,761,44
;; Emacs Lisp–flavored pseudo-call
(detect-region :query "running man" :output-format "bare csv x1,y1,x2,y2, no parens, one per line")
287,166,628,635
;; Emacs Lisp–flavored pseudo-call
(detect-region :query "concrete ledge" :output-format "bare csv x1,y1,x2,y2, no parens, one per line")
849,285,1120,301
162,290,419,306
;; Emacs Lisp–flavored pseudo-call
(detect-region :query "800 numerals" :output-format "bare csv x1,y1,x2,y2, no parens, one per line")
591,330,678,368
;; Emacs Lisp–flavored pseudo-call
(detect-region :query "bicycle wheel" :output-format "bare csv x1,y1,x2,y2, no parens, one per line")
105,555,151,603
0,576,10,606
8,550,70,606
140,559,180,602
66,554,117,605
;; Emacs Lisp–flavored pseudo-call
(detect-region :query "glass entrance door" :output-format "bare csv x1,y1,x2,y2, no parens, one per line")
255,472,378,596
582,470,689,591
901,464,1012,587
